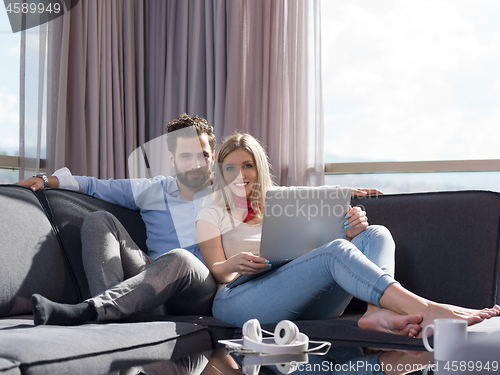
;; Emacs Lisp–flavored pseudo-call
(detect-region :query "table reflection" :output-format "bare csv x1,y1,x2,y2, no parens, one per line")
108,345,435,375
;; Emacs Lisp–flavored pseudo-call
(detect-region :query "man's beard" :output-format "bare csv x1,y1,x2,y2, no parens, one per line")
175,165,211,189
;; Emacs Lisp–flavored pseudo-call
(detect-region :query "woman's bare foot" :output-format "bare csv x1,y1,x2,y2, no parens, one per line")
358,305,422,337
378,284,500,338
416,303,500,337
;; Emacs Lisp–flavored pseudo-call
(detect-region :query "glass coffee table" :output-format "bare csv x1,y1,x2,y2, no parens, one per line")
103,344,434,375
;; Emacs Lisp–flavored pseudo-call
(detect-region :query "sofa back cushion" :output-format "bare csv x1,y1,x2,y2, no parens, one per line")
0,186,80,317
352,190,500,309
40,189,147,300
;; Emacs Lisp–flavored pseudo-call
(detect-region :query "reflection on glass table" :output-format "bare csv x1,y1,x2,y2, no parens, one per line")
107,346,435,375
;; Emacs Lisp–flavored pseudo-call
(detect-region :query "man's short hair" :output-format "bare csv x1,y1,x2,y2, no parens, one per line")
166,113,216,154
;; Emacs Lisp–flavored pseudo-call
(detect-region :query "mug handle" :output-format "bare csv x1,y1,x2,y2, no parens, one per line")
422,324,434,352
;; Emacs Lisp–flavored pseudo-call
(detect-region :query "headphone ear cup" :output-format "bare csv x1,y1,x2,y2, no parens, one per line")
243,365,261,375
274,320,299,345
276,363,296,374
243,319,263,343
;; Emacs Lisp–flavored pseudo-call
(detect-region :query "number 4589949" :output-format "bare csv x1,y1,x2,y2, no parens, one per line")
444,361,499,372
5,2,61,14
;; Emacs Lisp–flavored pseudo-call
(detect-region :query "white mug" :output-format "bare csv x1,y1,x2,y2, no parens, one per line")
423,319,467,361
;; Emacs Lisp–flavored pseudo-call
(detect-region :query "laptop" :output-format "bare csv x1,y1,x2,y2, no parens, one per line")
227,187,352,288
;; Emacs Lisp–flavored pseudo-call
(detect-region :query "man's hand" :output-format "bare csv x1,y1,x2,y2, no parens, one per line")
351,188,383,197
14,176,58,191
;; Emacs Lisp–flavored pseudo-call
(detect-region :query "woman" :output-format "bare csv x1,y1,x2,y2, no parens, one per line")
196,133,499,337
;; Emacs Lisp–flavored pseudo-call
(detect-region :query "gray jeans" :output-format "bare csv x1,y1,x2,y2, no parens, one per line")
81,211,216,321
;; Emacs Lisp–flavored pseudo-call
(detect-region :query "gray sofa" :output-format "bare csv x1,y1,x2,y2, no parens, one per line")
1,185,500,374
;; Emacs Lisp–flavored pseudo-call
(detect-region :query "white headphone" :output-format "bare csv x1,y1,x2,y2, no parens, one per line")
242,319,309,355
218,319,331,375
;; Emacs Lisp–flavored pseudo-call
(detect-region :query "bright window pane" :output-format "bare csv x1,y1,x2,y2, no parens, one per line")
326,172,500,194
322,0,500,163
0,8,20,158
0,168,19,184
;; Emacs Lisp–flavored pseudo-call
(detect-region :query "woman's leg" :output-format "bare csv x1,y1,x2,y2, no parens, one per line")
350,225,418,335
212,236,499,334
81,211,152,296
213,238,398,327
298,225,395,320
351,225,395,276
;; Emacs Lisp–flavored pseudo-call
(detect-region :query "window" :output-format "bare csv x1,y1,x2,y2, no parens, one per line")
0,8,20,183
322,0,500,193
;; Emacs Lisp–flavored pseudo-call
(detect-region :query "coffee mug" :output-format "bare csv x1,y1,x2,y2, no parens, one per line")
422,319,467,361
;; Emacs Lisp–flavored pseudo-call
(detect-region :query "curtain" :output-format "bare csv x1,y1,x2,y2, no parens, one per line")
19,0,323,186
20,0,227,180
222,0,324,186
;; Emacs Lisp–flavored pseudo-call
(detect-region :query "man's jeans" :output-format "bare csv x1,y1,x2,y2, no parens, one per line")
213,225,396,326
81,211,215,321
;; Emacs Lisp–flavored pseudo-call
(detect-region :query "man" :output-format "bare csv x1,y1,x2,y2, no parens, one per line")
19,114,219,322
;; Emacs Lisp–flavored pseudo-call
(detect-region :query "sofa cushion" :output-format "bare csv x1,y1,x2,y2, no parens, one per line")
39,188,148,300
125,314,240,348
352,190,500,309
0,186,80,317
0,358,21,375
0,319,211,375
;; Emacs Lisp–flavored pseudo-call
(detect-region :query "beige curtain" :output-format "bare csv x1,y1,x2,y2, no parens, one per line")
45,0,150,178
223,0,324,186
40,0,226,179
20,0,323,186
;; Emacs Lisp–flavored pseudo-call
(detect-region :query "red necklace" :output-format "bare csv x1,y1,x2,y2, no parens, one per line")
233,195,256,223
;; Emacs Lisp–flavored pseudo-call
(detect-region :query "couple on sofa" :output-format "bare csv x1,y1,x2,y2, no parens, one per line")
19,114,500,337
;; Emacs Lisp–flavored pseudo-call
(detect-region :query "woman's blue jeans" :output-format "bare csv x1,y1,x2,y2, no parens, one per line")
212,225,397,326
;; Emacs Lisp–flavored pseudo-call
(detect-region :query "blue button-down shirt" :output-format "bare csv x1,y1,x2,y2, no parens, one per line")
54,168,212,263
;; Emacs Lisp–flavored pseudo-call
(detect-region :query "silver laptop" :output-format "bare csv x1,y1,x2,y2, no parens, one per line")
227,187,352,288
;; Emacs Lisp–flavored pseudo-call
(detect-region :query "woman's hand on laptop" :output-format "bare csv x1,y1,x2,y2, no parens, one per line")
344,206,369,240
227,252,270,275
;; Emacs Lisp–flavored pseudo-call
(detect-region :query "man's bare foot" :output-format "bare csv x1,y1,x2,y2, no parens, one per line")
358,305,422,337
416,303,500,338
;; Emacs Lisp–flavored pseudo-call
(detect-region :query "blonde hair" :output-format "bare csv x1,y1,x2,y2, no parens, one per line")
210,133,274,216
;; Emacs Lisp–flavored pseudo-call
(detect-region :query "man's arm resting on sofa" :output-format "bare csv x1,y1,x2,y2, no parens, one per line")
15,167,80,192
15,175,59,191
16,167,148,211
351,188,384,196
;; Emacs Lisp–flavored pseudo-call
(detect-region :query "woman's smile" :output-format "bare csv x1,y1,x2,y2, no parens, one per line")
222,148,257,198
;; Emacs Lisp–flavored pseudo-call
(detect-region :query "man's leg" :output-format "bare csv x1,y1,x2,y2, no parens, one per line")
81,211,152,296
91,248,216,320
32,249,216,325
